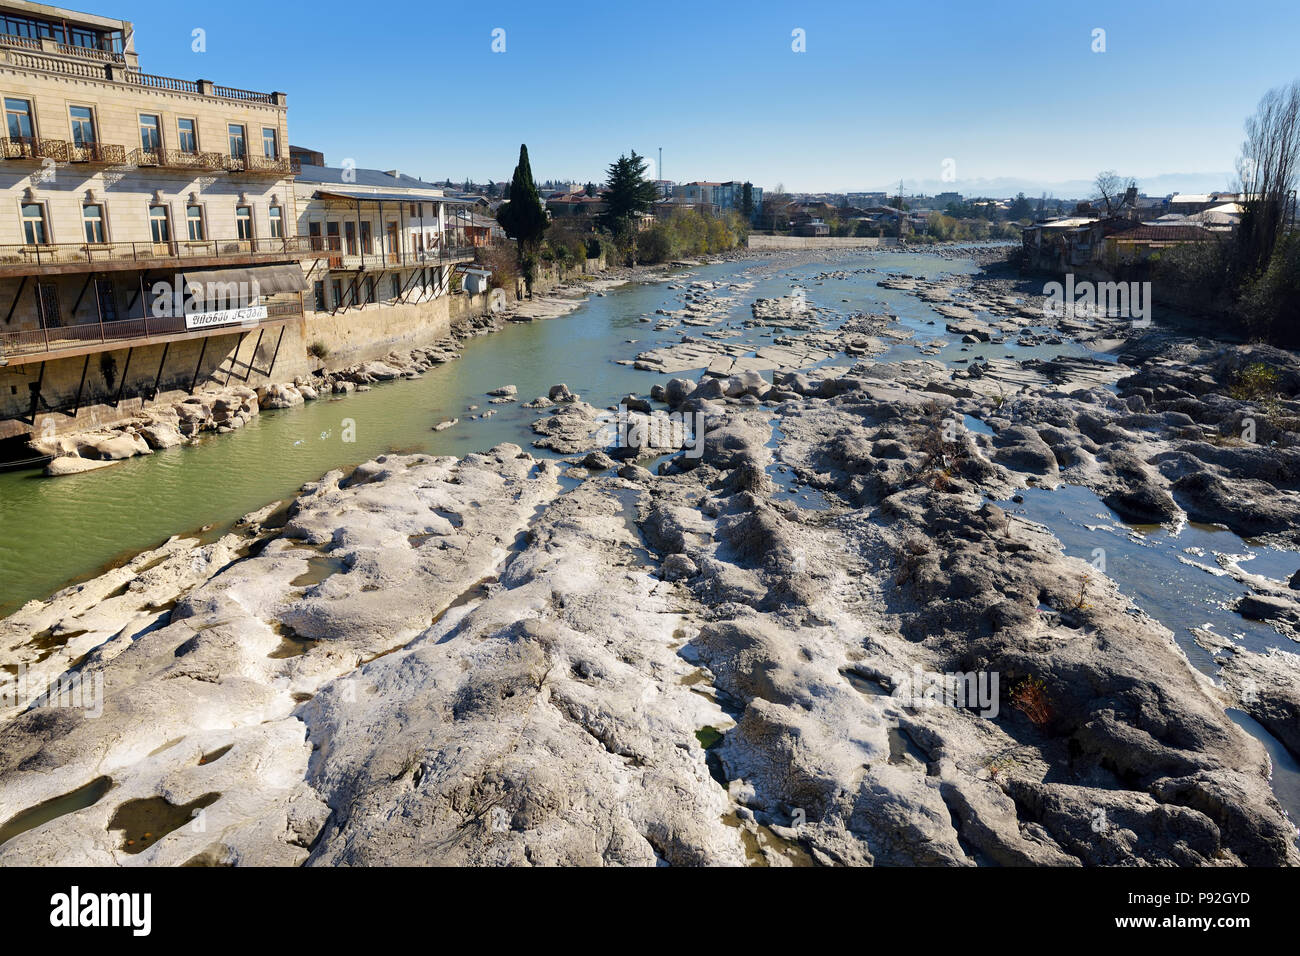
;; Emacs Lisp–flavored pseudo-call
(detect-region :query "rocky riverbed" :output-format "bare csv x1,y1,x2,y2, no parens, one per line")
2,246,1298,866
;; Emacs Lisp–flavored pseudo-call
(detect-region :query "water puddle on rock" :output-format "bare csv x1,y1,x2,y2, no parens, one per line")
767,418,832,511
108,792,220,854
1005,482,1300,827
721,810,816,867
289,553,349,588
0,776,114,849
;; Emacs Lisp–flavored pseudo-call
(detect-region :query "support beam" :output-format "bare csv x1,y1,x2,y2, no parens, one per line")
4,275,28,325
70,273,94,315
150,341,169,399
242,328,264,382
113,347,133,407
71,352,90,416
265,326,285,377
190,336,208,393
26,360,45,425
224,332,247,386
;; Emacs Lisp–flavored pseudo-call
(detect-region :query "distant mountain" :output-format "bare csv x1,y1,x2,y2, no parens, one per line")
861,172,1238,200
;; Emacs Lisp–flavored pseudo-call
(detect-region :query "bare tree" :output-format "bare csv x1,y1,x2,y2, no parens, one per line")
1092,170,1125,215
1236,79,1300,271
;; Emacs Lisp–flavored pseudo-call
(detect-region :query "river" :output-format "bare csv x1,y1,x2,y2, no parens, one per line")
1,246,1297,823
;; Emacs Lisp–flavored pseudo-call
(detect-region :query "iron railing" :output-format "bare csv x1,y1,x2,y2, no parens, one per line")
128,146,226,170
0,236,326,269
0,48,280,105
303,241,477,272
0,299,303,360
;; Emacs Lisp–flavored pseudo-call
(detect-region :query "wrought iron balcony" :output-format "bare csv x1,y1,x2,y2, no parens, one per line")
129,147,225,171
224,153,295,175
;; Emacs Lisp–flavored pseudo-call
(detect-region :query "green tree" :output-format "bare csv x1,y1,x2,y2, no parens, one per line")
495,144,549,294
1007,192,1033,221
584,181,597,197
741,182,754,221
598,151,659,252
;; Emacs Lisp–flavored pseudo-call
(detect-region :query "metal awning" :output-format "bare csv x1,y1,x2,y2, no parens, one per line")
182,264,307,296
314,189,478,205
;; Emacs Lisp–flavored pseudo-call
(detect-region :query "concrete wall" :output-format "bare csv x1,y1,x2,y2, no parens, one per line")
299,295,451,366
746,235,900,250
0,321,310,439
0,292,460,439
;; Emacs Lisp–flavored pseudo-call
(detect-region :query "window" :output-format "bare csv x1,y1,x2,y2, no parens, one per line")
177,118,197,154
227,124,246,158
236,206,253,240
269,205,284,239
391,274,401,299
82,204,105,243
186,205,205,241
325,221,340,251
331,278,343,308
313,280,326,312
139,114,161,151
5,98,33,139
307,220,322,250
149,205,170,243
261,127,278,159
21,202,47,244
69,106,95,146
364,276,375,303
344,221,356,255
96,279,117,322
360,221,372,255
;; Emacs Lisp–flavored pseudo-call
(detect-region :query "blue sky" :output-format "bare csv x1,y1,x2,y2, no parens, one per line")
115,0,1300,195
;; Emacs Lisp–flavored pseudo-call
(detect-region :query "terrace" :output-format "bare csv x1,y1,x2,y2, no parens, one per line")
0,298,304,367
0,236,328,278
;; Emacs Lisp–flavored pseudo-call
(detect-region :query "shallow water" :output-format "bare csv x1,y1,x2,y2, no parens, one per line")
1006,483,1300,825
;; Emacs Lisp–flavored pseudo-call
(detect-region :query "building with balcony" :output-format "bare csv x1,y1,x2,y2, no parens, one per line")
292,163,477,318
0,1,322,438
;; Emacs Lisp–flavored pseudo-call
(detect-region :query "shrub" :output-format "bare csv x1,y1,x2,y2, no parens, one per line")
307,340,330,361
1228,362,1282,402
1011,676,1052,727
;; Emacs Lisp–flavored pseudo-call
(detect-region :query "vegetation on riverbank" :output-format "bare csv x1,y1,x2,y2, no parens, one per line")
1152,80,1299,345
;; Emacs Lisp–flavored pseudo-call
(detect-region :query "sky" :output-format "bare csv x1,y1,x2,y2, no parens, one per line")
108,0,1300,196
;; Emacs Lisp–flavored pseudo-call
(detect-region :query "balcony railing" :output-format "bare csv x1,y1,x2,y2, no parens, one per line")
0,299,303,361
0,236,327,270
68,142,128,164
129,146,226,170
0,34,126,63
0,48,280,106
308,241,478,272
224,153,294,175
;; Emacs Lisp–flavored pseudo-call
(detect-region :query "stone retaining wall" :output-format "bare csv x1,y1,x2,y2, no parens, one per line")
746,235,900,250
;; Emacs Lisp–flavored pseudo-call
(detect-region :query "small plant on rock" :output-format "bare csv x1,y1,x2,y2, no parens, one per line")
1011,675,1053,728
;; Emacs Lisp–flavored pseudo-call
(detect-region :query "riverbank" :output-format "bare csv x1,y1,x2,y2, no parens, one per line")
2,244,1297,866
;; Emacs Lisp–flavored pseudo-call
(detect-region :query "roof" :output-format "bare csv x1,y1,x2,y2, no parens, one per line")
1114,225,1216,242
313,189,478,206
295,163,447,193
